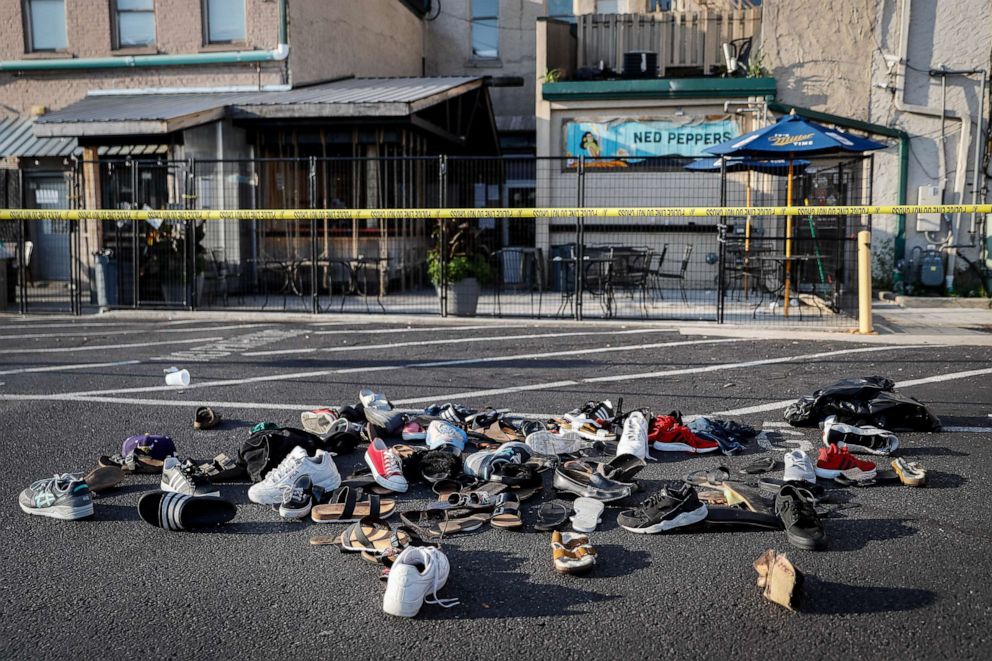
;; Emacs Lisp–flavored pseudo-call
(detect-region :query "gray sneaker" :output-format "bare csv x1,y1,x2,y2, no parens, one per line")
161,457,219,497
19,473,94,520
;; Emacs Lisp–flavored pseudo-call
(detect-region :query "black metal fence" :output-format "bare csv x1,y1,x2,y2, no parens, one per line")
0,155,872,325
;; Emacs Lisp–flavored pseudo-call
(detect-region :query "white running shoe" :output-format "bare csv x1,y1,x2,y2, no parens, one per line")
248,446,341,505
382,546,458,617
525,430,586,456
822,415,900,455
616,411,648,460
783,449,816,484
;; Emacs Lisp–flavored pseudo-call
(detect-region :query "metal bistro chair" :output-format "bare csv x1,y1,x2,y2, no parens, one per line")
492,247,545,318
651,244,693,305
609,247,653,319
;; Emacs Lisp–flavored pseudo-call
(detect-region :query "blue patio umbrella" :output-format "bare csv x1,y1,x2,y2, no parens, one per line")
703,111,887,315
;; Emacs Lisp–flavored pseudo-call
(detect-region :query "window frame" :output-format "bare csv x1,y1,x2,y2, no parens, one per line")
202,0,247,46
470,0,500,60
22,0,68,53
111,0,157,51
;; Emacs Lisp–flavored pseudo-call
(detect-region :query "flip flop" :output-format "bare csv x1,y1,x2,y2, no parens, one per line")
491,492,523,529
758,477,825,499
569,497,604,533
193,407,221,430
685,466,733,489
697,489,728,506
198,453,246,482
360,525,441,566
596,454,647,482
534,501,570,531
400,508,491,536
483,420,525,443
84,466,124,494
311,487,396,523
891,458,927,487
740,457,778,475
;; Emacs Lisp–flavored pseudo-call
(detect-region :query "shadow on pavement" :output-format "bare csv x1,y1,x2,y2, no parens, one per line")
804,579,938,614
823,517,918,552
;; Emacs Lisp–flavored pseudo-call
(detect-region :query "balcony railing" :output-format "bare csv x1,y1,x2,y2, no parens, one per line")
569,8,761,78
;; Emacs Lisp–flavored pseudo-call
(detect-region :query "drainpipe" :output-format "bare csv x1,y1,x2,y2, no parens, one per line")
0,0,288,72
892,0,979,291
766,101,910,286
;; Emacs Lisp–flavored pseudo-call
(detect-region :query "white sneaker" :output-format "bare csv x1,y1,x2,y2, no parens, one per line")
161,456,219,497
382,546,458,617
248,446,341,505
525,430,586,456
783,450,816,484
822,415,900,455
616,411,648,460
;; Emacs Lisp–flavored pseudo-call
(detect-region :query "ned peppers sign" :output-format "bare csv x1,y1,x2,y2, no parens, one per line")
564,116,740,167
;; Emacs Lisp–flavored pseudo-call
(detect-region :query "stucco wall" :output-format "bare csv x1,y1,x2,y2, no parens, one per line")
427,0,543,120
0,0,283,114
287,0,424,85
763,0,992,285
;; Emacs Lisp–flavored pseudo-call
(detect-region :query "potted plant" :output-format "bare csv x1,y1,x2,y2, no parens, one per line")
427,220,493,316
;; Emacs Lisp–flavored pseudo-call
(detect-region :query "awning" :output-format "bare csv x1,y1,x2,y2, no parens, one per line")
0,115,77,157
34,76,486,137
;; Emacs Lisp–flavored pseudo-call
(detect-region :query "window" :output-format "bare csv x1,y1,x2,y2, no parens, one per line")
647,0,672,10
471,0,499,59
114,0,156,48
548,0,574,19
204,0,246,44
23,0,67,52
595,0,618,13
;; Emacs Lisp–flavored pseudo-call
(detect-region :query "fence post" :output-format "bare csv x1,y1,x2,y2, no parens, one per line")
309,156,319,315
184,159,194,311
574,156,585,321
439,155,448,318
858,229,874,334
17,168,26,313
131,161,139,309
716,158,727,324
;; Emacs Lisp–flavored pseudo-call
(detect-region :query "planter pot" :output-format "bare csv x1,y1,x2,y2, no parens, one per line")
437,277,481,316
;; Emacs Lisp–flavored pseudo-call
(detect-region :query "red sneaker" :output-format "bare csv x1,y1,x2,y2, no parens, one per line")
365,438,409,493
648,415,720,454
814,443,877,480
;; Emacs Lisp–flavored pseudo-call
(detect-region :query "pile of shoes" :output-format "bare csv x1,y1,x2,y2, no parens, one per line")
17,375,940,617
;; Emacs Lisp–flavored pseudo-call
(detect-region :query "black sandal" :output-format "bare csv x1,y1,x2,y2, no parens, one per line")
533,501,570,531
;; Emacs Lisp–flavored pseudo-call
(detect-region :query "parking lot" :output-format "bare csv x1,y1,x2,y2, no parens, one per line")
2,314,991,659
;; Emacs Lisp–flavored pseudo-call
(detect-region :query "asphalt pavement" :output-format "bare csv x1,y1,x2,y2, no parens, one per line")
1,314,990,660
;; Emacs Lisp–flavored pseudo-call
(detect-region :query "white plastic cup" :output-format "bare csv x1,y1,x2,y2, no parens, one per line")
165,369,190,387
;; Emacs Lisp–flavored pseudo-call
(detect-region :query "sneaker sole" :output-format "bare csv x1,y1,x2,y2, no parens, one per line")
19,501,93,521
784,527,827,551
620,504,708,534
651,442,719,454
161,481,219,498
279,502,313,519
364,455,408,493
814,466,877,480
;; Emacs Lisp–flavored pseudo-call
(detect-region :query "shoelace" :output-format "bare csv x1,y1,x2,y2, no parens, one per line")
634,492,668,515
422,553,459,608
30,473,79,494
383,450,403,477
265,454,304,485
179,460,209,485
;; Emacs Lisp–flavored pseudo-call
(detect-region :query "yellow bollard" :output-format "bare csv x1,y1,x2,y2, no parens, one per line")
858,230,873,334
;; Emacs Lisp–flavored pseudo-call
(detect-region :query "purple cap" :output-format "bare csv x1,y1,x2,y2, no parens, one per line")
122,434,176,460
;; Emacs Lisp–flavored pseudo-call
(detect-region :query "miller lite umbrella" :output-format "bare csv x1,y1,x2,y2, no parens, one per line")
704,111,887,315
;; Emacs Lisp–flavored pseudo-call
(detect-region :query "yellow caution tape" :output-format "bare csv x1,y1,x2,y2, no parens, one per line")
0,205,990,221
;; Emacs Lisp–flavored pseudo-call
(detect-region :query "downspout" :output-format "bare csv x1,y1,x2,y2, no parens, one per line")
893,0,977,291
0,0,288,72
766,101,910,286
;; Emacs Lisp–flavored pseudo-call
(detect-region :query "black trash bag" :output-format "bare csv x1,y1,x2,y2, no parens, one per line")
238,427,321,483
784,376,941,432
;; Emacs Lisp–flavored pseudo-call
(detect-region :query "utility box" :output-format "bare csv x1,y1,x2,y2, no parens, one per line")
916,185,942,232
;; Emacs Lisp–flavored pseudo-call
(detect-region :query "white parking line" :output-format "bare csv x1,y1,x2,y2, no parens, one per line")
390,344,930,405
0,336,225,355
311,324,531,336
0,323,266,341
37,337,742,399
243,327,679,357
0,360,141,376
0,393,320,411
712,365,992,417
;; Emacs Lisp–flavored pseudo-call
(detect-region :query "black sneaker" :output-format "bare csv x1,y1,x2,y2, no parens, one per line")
279,474,314,520
775,484,827,551
617,480,708,534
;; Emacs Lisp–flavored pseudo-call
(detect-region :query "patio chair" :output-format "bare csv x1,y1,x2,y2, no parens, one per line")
492,247,545,318
610,248,653,319
651,244,693,305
